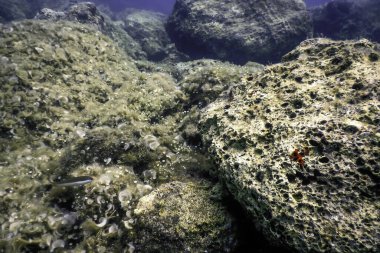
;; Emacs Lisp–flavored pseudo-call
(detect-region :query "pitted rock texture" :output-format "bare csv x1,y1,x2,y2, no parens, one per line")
175,59,264,108
134,181,237,252
200,39,380,252
311,0,380,43
166,0,311,64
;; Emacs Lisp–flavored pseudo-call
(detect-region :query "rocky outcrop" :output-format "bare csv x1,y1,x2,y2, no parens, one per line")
311,0,380,43
200,38,380,252
0,20,210,252
35,2,105,29
115,9,187,62
35,2,146,60
0,0,69,22
166,0,312,64
134,181,237,252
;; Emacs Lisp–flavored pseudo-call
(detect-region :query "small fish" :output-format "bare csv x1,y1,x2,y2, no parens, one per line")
55,176,93,187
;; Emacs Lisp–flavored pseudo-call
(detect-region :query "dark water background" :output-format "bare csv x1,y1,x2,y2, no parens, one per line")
98,0,176,14
305,0,334,8
95,0,334,14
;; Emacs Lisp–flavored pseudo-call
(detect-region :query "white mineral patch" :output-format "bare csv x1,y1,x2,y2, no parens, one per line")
62,212,77,226
118,188,133,206
9,221,21,233
97,246,106,253
136,184,153,197
86,198,94,205
108,224,118,234
96,196,104,204
174,134,185,143
96,217,108,228
44,234,52,249
34,47,44,54
99,174,112,185
75,129,86,138
143,135,160,150
148,141,160,150
0,56,9,64
50,239,65,252
104,157,112,165
143,169,157,181
123,220,133,230
128,242,135,253
123,143,131,150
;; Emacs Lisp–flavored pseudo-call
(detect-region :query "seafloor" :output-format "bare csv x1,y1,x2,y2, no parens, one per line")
0,1,379,253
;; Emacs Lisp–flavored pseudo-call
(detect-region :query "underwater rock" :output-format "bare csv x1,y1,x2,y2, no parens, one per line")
134,181,237,252
34,2,146,60
0,19,239,252
115,8,187,62
311,0,380,43
200,38,380,252
0,0,70,22
174,59,264,108
65,2,106,30
34,8,66,21
0,20,188,252
166,0,312,64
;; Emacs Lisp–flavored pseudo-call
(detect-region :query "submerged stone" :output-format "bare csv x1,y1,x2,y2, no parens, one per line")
167,0,311,64
200,38,380,252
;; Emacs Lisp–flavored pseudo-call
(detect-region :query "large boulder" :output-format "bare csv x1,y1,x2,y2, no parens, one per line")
115,9,186,62
166,0,312,64
0,18,247,252
311,0,380,43
0,0,69,22
200,38,380,252
34,2,147,60
0,20,185,252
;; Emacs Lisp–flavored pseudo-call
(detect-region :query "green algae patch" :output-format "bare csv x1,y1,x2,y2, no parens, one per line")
175,59,263,108
134,181,237,252
0,20,221,252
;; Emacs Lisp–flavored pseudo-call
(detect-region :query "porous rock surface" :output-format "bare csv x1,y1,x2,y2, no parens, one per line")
311,0,380,43
200,38,380,252
134,181,236,252
175,59,264,108
166,0,311,64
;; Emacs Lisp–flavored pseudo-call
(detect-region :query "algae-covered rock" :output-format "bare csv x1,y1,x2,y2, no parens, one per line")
167,0,312,64
134,181,237,252
0,18,239,252
0,20,187,252
0,0,69,22
200,38,380,252
34,2,146,60
175,59,264,108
